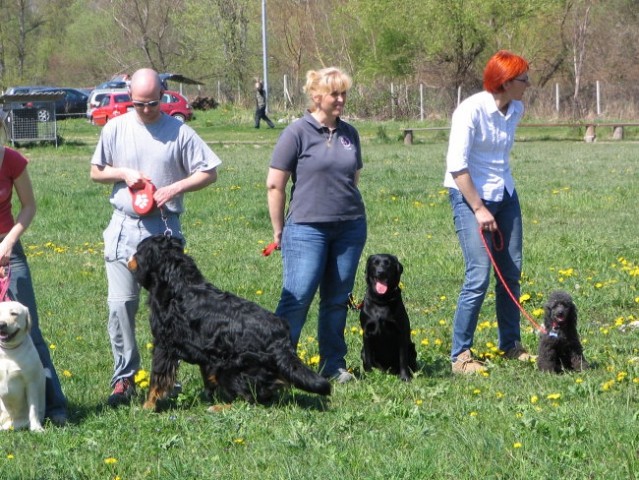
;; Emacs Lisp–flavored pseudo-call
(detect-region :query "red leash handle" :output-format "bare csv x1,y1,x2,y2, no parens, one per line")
261,242,279,257
478,227,546,334
0,265,11,302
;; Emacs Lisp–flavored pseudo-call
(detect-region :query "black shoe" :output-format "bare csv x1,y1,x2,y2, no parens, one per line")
48,413,68,427
107,378,136,407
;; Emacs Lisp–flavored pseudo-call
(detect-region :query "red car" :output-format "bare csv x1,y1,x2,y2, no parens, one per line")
91,90,193,126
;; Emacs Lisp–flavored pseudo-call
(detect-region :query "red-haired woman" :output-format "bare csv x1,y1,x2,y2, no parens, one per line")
444,50,532,374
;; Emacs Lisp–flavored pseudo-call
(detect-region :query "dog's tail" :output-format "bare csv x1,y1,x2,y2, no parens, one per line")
276,348,332,396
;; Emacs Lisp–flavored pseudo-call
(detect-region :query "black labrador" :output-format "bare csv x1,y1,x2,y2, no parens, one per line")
359,254,417,381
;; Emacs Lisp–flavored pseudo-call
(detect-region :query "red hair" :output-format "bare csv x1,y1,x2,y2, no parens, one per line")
483,50,529,93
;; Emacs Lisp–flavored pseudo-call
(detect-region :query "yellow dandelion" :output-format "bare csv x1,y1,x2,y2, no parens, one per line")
533,308,544,317
513,442,522,449
480,370,490,377
104,457,118,465
421,338,429,346
473,388,481,395
438,319,446,326
146,342,154,350
255,290,263,295
617,371,628,382
309,355,320,366
575,378,584,384
601,380,615,391
233,438,245,445
49,344,56,350
350,326,359,334
469,411,478,417
7,454,14,459
546,393,561,400
439,295,447,301
595,282,603,289
415,399,423,406
519,293,531,303
434,338,442,346
530,395,539,404
63,370,72,378
496,391,504,399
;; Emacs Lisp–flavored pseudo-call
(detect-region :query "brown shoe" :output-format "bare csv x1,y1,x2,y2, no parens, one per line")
452,350,487,374
504,341,534,361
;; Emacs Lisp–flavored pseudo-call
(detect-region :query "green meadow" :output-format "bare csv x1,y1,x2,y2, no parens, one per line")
2,111,639,479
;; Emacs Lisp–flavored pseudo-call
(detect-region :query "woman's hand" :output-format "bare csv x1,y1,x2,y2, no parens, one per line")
475,205,497,232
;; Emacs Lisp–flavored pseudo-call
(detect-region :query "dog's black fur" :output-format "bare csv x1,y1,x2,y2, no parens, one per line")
129,235,331,408
537,290,588,373
359,254,417,381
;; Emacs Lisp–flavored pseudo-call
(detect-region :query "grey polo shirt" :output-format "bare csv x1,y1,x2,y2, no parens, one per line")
270,111,365,223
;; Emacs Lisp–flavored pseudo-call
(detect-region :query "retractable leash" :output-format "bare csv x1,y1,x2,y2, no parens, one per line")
478,226,546,335
0,265,11,302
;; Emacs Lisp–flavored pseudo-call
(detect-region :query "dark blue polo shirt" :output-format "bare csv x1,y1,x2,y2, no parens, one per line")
270,111,365,223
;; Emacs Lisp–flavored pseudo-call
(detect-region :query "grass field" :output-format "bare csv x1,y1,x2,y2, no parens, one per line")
1,111,639,479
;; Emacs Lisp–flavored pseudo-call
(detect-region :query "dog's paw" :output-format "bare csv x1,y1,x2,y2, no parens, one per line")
30,423,45,433
142,400,157,411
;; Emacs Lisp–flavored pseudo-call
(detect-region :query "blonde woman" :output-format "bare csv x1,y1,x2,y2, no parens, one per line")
266,67,366,383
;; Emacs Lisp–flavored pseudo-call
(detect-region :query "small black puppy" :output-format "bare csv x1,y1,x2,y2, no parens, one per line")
360,254,417,381
537,290,589,373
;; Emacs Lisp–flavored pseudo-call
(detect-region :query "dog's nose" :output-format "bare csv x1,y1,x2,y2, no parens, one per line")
0,321,6,330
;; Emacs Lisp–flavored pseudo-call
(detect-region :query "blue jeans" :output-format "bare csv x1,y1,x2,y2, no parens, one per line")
276,218,367,377
8,241,67,418
449,188,523,361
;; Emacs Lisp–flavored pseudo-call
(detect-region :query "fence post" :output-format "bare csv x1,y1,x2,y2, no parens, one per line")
457,86,462,107
555,83,560,112
419,83,424,121
596,80,601,115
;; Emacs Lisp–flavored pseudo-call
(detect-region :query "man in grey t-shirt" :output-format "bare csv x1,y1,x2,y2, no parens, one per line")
90,68,222,407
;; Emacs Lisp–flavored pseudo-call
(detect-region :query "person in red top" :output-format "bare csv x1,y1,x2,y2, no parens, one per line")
0,145,67,426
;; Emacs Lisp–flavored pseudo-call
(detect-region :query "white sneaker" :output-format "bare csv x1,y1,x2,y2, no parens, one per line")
334,368,355,384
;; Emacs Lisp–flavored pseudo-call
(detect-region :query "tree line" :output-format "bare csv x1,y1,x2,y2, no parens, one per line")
1,0,637,119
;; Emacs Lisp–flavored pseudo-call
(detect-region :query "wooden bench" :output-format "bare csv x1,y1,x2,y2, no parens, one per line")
401,127,449,145
402,123,639,144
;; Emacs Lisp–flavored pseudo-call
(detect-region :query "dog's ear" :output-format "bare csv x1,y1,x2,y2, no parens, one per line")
568,301,578,323
25,309,32,333
397,259,403,276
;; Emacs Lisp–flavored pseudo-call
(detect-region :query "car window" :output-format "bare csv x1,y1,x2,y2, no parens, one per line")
99,95,110,107
115,94,131,103
162,93,175,104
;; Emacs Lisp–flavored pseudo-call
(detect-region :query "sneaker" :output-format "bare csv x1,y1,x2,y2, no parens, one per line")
452,350,487,374
334,368,356,384
107,378,135,407
504,341,534,361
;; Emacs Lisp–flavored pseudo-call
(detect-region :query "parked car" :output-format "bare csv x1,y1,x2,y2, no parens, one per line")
90,91,133,125
90,90,193,126
160,90,193,122
86,88,128,120
3,86,88,121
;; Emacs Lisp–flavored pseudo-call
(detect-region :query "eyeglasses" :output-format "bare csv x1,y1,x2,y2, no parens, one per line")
132,100,160,108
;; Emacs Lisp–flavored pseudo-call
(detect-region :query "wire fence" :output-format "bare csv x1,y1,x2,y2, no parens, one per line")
195,79,639,122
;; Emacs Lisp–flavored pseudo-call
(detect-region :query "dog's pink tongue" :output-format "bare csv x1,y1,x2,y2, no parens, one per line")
375,281,388,295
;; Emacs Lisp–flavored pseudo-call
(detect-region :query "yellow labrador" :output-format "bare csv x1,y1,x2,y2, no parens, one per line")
0,301,45,431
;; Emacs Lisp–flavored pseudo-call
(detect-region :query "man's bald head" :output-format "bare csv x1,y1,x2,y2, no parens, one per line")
130,68,163,99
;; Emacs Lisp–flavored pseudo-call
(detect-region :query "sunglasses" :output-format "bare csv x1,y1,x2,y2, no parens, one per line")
132,100,160,108
513,76,530,84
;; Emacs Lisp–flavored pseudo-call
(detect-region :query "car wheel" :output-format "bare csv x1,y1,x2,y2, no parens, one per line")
37,109,51,122
172,113,186,122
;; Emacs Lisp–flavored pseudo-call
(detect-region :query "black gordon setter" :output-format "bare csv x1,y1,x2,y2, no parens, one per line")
537,290,589,373
128,235,331,409
359,254,417,381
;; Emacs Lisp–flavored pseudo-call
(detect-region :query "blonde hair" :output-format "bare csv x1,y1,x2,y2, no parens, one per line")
304,67,352,109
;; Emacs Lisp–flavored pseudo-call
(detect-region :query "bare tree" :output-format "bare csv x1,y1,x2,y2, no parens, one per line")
109,0,184,72
570,0,593,110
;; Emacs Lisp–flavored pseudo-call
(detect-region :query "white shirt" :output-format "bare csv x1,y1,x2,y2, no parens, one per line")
444,90,524,201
